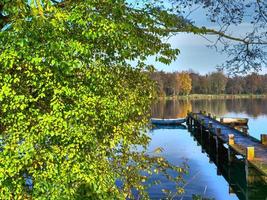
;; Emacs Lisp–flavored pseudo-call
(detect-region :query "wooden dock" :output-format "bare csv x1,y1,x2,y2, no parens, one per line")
187,111,267,183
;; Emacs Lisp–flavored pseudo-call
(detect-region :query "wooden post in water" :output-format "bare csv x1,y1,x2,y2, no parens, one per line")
188,115,192,127
246,147,255,160
194,114,198,127
228,147,235,165
208,121,213,129
245,160,262,186
228,134,235,145
242,127,248,135
208,113,211,118
214,135,220,174
220,118,224,123
228,134,235,164
186,111,190,125
229,186,235,194
261,134,267,146
216,128,221,136
192,114,196,128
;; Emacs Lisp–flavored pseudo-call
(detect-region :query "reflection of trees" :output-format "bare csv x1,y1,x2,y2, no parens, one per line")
191,99,228,116
151,99,191,118
152,98,267,118
151,100,166,118
226,99,267,117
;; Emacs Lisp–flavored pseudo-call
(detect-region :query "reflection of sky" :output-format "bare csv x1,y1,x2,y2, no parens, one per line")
147,128,239,200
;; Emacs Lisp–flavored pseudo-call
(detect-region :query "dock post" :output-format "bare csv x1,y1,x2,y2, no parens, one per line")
229,186,235,195
199,119,204,136
201,119,205,129
228,134,235,145
208,113,211,118
260,134,267,145
246,147,254,160
186,111,190,125
245,160,262,186
192,114,196,128
188,115,192,127
214,136,220,174
242,127,248,135
208,122,213,142
216,128,221,136
208,121,213,129
220,118,224,123
227,147,235,165
194,114,198,127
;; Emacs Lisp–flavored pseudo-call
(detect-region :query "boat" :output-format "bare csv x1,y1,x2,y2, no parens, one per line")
150,118,186,125
215,117,248,126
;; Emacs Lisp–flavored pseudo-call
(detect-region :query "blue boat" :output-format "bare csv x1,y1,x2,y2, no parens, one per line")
150,118,186,125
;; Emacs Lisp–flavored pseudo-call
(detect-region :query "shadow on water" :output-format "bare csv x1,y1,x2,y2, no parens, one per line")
189,125,267,200
151,124,187,130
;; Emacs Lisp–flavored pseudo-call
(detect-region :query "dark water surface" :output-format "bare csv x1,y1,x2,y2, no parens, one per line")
148,98,267,199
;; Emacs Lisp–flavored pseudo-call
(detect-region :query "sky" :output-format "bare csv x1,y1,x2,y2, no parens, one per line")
150,33,227,74
145,3,267,75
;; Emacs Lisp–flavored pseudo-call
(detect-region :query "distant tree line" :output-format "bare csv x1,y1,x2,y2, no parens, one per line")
150,71,267,96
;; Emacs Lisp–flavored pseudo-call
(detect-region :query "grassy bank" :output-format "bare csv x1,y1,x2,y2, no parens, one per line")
159,94,267,100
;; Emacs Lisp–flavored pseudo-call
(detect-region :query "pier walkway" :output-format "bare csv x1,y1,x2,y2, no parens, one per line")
187,112,267,180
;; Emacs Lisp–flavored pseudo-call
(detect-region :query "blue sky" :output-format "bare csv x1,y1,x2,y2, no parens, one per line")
145,4,267,75
151,33,227,74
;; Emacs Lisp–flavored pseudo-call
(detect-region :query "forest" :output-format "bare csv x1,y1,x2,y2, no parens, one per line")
150,71,267,96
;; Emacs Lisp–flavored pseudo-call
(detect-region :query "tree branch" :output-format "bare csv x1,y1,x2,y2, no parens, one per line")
202,28,267,45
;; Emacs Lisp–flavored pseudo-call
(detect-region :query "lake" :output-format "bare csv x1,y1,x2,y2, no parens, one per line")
147,98,267,199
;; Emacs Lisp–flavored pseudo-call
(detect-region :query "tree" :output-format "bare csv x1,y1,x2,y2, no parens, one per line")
177,72,192,95
245,73,262,94
150,71,165,96
207,71,227,94
0,1,188,199
189,71,201,94
226,77,244,95
163,73,176,96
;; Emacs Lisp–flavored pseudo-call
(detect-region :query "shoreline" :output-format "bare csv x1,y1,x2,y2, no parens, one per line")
158,94,267,100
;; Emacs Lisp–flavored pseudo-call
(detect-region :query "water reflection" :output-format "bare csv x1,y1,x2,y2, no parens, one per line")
149,98,267,199
151,99,192,118
147,126,239,200
151,98,267,118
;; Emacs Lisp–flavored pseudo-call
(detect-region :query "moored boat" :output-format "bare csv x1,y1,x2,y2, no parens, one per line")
150,118,186,125
215,117,248,126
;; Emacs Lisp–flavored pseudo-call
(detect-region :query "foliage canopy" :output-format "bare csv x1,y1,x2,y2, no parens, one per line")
0,0,189,199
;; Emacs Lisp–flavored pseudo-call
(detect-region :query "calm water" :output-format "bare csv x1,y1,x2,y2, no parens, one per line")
148,98,267,199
